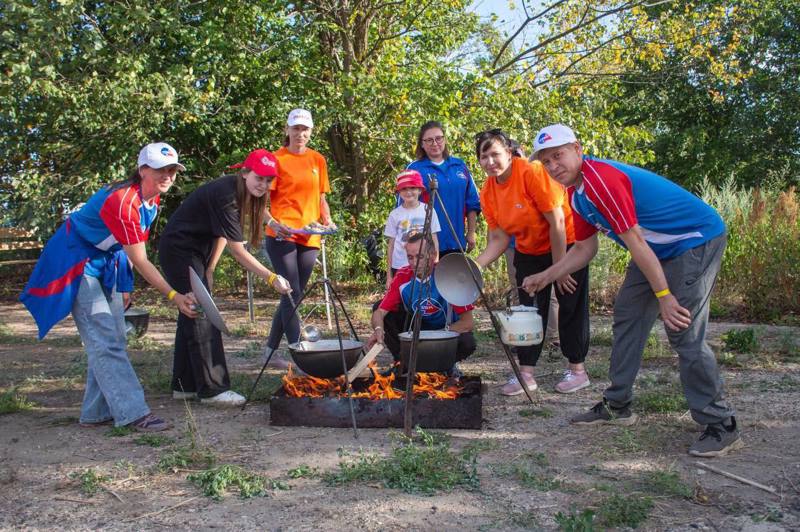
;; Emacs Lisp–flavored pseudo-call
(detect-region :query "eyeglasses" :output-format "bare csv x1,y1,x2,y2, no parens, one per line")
474,128,507,141
422,135,445,145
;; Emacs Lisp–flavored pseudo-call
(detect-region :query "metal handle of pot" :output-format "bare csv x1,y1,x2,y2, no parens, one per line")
503,286,538,314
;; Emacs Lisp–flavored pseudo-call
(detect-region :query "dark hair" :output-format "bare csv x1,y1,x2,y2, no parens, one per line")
474,128,514,159
405,231,436,255
235,169,269,247
508,138,526,159
414,120,450,160
107,166,144,191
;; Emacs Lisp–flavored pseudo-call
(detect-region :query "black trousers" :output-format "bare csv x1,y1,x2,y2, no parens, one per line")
513,246,590,367
158,240,230,398
372,301,476,362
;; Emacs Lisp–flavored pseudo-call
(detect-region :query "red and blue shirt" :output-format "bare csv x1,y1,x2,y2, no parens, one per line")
570,157,725,259
21,183,159,338
379,266,473,329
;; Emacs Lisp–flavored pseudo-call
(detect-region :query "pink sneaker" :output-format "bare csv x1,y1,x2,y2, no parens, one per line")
555,370,590,393
500,373,538,396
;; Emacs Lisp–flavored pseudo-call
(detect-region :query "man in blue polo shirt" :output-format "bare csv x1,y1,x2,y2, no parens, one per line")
522,124,740,458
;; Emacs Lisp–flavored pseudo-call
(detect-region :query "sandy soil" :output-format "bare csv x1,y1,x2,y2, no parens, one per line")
1,295,799,531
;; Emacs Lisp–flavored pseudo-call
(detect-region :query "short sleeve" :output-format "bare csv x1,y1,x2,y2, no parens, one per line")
379,267,412,312
525,162,563,214
99,186,149,245
384,210,397,238
581,160,637,235
318,153,331,194
207,180,243,242
568,189,599,241
430,208,441,234
479,184,498,230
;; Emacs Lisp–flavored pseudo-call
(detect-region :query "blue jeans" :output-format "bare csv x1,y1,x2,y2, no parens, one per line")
72,275,150,426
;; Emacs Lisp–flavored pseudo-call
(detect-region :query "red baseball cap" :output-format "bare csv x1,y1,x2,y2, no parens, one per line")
395,169,424,191
229,149,279,178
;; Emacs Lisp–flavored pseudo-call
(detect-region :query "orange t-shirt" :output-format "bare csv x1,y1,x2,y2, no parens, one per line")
480,157,575,255
266,147,331,248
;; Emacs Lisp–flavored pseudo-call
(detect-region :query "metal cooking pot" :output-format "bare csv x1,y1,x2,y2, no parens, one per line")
399,330,459,373
288,339,363,378
124,308,150,338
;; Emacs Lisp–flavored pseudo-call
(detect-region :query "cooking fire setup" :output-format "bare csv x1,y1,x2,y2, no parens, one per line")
189,178,545,437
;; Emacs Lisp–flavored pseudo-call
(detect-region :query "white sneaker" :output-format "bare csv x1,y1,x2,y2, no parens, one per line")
172,390,197,400
200,390,246,406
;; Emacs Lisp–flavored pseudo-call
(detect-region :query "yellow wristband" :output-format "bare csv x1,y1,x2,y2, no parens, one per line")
167,289,177,301
654,288,671,298
268,273,277,285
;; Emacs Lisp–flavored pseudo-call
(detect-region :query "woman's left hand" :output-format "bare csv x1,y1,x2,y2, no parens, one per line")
271,274,293,295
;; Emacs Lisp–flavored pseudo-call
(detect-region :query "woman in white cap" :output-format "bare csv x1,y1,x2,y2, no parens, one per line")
158,149,292,406
263,109,335,367
21,142,194,432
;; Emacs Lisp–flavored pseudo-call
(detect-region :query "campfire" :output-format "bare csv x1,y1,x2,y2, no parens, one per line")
282,364,462,400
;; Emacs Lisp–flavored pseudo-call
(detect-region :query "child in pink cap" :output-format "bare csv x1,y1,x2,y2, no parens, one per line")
383,170,440,289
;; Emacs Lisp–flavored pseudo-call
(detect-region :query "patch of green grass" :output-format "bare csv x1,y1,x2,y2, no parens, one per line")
229,373,281,403
721,328,759,353
750,506,783,523
157,444,216,473
585,359,609,380
642,468,693,499
519,407,553,418
611,427,643,453
0,389,36,414
286,464,318,479
596,493,652,528
133,434,175,447
69,468,110,496
188,464,288,500
462,439,501,455
637,389,688,414
230,323,261,337
491,452,568,493
323,428,479,495
718,350,747,368
589,327,613,346
106,426,134,437
128,335,167,352
234,341,263,359
555,508,596,531
643,332,669,359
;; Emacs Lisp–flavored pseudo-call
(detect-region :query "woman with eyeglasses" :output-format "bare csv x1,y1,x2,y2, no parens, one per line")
406,121,481,255
473,130,590,397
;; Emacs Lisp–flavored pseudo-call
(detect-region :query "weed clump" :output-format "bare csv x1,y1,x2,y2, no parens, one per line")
323,428,478,495
0,389,35,414
596,493,653,528
69,468,110,496
188,464,288,500
722,328,759,353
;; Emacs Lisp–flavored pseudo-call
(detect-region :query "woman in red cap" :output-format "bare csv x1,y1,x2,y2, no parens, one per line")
158,149,292,406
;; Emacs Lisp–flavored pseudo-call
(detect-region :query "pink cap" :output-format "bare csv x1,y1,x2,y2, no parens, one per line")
395,170,424,191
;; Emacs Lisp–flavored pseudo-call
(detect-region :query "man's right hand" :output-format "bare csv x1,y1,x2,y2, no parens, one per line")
367,326,385,349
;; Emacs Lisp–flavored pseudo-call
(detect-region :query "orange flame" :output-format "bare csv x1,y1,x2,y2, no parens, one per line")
281,363,461,400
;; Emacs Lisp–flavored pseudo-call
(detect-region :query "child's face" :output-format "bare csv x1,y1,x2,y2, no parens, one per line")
399,186,421,203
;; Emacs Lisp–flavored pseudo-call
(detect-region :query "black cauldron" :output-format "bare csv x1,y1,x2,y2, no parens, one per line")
288,339,363,378
124,308,150,338
399,330,459,373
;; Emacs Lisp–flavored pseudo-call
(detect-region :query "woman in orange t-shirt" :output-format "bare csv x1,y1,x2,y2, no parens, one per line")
474,129,590,397
262,108,335,366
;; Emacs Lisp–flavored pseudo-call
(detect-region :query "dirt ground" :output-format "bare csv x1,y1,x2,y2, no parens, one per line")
1,292,799,531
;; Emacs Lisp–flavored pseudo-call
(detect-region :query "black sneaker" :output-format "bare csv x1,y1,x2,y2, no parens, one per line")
571,399,638,426
689,417,744,457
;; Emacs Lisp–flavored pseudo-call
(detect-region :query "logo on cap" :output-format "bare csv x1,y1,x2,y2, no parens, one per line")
160,147,175,157
261,156,276,168
537,132,552,144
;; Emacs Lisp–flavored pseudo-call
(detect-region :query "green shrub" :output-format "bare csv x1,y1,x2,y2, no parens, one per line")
721,328,759,353
642,469,693,498
188,464,288,500
69,468,110,496
596,494,653,528
0,389,35,414
555,508,596,532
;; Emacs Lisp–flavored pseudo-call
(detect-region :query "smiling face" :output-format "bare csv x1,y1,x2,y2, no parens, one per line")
286,124,312,152
405,238,435,279
478,138,514,179
139,165,178,200
398,186,422,206
536,142,584,187
242,170,273,198
420,127,446,161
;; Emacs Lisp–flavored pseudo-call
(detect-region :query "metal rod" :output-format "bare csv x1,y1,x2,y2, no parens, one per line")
329,279,359,439
246,271,255,323
321,238,333,329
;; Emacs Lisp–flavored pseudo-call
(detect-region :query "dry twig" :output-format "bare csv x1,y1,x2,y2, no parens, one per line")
126,496,201,522
696,461,778,495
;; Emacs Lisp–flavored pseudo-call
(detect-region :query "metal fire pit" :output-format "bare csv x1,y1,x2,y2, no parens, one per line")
269,376,483,430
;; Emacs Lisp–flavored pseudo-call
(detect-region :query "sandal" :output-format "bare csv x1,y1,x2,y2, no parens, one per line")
128,413,170,433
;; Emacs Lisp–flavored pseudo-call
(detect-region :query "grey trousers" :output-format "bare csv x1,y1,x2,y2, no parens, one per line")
604,234,735,426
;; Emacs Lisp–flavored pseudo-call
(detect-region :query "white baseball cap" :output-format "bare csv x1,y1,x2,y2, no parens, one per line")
137,142,186,171
532,124,578,155
287,108,314,128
